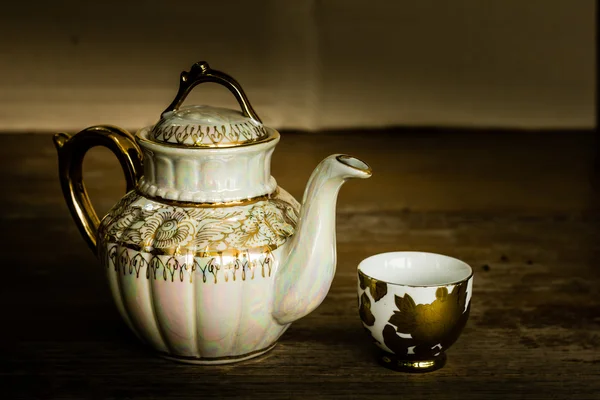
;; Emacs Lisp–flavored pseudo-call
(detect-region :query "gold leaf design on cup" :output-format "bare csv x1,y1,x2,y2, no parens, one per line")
363,327,381,345
383,282,470,356
358,293,376,326
382,325,416,356
358,269,388,302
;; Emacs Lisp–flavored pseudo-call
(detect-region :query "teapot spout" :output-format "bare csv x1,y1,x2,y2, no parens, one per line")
272,154,371,325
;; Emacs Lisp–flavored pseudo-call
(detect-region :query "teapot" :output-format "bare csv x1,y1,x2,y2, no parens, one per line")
54,61,371,364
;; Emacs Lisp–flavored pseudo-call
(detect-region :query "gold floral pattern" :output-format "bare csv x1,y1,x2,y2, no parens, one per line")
226,205,295,248
358,270,388,302
139,208,197,248
382,283,470,357
192,209,241,251
359,292,375,326
100,191,140,239
99,190,299,253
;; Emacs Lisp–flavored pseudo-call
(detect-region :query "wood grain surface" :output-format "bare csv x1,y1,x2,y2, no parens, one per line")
0,130,598,399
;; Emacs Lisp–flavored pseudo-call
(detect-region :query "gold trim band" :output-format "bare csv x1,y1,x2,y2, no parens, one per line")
380,352,447,373
135,189,275,209
158,343,277,363
136,126,279,150
103,240,280,257
336,154,373,175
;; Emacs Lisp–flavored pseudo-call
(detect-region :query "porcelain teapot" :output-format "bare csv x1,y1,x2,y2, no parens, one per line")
54,61,371,364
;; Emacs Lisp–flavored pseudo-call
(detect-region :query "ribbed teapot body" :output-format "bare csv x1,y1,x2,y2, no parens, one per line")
95,124,303,363
55,61,329,364
97,184,300,363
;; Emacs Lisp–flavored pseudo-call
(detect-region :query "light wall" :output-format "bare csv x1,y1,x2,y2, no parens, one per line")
0,0,595,132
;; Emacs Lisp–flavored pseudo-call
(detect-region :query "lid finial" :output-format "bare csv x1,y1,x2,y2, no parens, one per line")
148,61,270,148
161,61,261,123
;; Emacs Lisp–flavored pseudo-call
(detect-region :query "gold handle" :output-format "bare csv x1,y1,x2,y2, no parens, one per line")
53,125,143,255
161,61,262,122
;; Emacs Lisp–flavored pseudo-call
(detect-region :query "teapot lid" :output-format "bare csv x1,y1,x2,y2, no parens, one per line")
147,61,270,148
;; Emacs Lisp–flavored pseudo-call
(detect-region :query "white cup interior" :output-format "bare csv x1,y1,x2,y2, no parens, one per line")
358,252,472,286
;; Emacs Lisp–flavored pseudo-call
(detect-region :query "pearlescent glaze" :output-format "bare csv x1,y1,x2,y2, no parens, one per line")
98,188,298,361
95,138,371,363
54,62,372,364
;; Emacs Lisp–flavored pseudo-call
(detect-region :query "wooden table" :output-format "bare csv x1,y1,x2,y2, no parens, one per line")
1,130,599,399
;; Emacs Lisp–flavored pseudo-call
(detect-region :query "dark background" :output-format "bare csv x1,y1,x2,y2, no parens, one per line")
0,1,597,399
0,0,594,132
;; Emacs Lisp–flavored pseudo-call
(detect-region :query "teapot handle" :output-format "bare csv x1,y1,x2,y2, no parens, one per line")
53,126,143,255
161,61,262,122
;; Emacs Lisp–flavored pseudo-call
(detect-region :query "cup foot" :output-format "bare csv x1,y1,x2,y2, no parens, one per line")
379,352,447,373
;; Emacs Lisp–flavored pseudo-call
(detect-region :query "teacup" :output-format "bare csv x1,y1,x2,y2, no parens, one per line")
357,251,473,372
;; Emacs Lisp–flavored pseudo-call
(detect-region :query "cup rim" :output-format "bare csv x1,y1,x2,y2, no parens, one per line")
357,251,474,288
